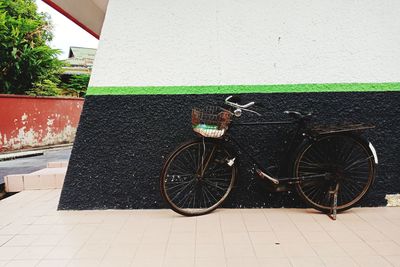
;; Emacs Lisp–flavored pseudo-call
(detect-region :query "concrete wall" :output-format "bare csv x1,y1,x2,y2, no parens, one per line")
0,95,83,152
59,0,400,210
91,0,400,87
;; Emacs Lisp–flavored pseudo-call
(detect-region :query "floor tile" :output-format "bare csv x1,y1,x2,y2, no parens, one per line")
328,230,362,242
196,231,223,244
74,244,109,259
5,260,39,267
242,214,272,232
67,259,101,267
0,247,25,260
168,231,195,244
253,243,285,258
302,231,334,243
270,222,299,232
20,225,49,235
33,216,61,225
141,232,169,244
163,258,195,267
225,244,255,258
274,230,306,242
295,222,324,232
113,231,142,244
309,242,348,257
384,255,400,267
367,240,400,256
226,257,258,267
45,246,81,259
0,236,13,246
14,246,53,260
31,235,64,246
0,225,27,236
320,256,358,267
352,255,392,267
355,230,390,242
196,221,221,234
222,232,251,245
195,257,226,267
45,225,74,235
171,218,197,233
289,257,324,267
281,243,317,257
131,257,163,267
195,244,225,258
258,258,291,267
36,259,69,267
103,244,136,259
134,244,166,259
3,236,38,247
165,243,195,259
248,231,277,244
100,257,132,267
338,241,377,256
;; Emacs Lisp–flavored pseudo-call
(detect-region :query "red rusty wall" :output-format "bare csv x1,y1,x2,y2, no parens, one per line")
0,94,84,152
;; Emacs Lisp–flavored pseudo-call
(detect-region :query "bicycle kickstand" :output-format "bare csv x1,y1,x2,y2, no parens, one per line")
328,183,340,220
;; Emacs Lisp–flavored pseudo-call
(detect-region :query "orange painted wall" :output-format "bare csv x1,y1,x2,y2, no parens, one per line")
0,95,84,152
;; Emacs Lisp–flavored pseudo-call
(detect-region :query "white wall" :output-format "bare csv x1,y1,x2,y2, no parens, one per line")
90,0,400,87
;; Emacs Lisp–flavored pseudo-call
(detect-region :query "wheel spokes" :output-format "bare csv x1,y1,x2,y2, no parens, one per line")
163,141,234,215
297,135,374,210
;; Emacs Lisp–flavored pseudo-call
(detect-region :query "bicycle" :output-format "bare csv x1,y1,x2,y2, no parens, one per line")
160,96,378,217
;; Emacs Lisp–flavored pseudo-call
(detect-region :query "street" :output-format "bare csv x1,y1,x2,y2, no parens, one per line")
0,147,72,184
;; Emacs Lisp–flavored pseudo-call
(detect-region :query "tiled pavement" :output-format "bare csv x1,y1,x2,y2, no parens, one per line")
0,190,399,267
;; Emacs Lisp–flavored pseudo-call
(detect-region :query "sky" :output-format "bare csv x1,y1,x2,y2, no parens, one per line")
35,0,99,59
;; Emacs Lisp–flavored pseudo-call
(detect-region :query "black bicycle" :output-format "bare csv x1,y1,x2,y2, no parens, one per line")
160,96,378,216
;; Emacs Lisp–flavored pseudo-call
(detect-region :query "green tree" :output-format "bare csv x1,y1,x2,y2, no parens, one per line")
62,74,90,97
0,0,62,95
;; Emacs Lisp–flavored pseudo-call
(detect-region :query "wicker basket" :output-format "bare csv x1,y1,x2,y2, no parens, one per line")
192,106,232,138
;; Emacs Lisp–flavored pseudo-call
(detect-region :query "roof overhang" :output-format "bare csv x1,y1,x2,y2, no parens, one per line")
42,0,108,39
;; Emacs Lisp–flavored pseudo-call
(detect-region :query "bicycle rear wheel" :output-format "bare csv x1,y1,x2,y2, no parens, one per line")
160,138,236,216
293,134,376,212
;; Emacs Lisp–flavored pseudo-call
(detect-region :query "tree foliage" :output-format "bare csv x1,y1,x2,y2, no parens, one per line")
62,74,90,97
0,0,62,95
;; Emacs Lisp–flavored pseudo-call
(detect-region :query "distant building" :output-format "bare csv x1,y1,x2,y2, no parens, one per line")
62,47,96,75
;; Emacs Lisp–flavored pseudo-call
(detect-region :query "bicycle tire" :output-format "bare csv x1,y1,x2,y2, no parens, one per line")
160,138,236,216
293,133,376,213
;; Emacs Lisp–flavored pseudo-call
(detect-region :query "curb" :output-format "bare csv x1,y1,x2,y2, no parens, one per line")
0,144,73,162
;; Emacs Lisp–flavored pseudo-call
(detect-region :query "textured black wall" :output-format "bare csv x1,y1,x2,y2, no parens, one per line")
58,92,400,210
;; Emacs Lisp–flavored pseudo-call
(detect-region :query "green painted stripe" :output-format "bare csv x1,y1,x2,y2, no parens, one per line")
87,83,400,95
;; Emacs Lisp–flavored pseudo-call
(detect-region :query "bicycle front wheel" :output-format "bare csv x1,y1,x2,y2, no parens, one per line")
160,138,236,216
294,134,376,213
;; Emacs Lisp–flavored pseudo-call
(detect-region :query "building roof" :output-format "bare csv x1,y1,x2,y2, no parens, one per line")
68,47,97,60
63,47,97,75
42,0,108,39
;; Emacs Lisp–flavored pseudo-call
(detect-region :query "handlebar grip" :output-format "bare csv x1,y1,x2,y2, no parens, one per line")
241,102,255,108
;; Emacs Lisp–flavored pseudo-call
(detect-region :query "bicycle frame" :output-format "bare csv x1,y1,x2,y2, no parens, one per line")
222,117,327,186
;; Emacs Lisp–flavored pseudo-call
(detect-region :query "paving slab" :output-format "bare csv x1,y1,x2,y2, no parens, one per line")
0,190,398,266
0,148,71,184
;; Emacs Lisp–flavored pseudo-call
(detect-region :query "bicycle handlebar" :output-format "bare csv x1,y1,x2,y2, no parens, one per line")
224,96,261,116
225,96,255,109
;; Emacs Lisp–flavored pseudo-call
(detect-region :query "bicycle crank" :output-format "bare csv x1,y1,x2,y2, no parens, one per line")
256,169,280,185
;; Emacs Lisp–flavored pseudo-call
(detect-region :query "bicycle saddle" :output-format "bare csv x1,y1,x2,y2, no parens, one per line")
284,110,312,120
